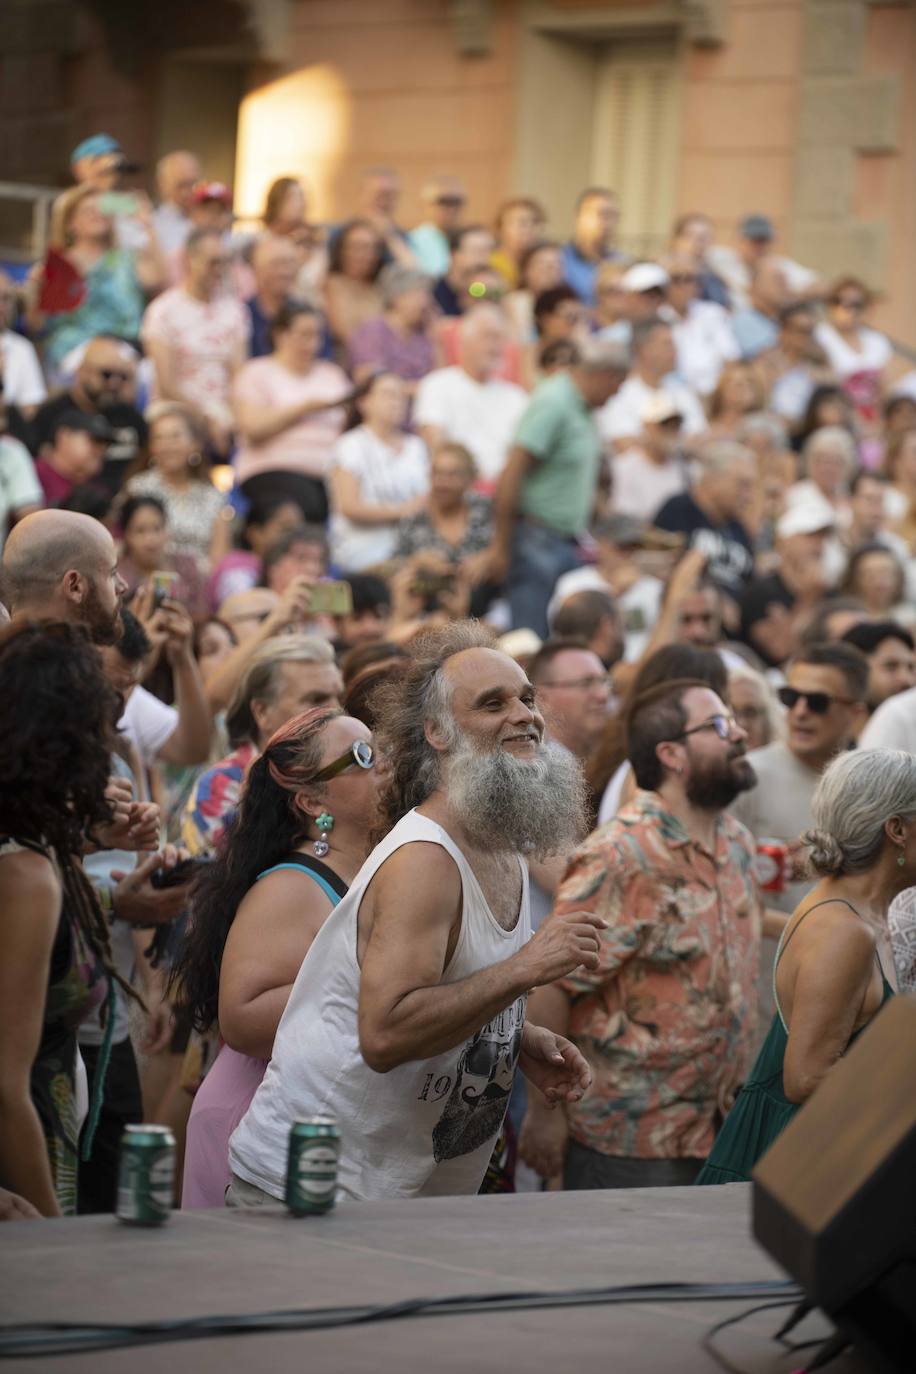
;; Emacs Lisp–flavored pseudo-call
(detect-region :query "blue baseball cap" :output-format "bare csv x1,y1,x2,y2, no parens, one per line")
70,133,122,164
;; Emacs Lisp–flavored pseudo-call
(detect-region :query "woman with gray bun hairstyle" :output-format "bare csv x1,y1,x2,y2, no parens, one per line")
698,748,909,1184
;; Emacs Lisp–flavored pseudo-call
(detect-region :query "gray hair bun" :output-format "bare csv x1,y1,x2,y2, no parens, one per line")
803,828,845,877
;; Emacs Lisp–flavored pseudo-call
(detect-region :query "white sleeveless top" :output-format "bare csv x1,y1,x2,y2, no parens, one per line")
229,810,531,1201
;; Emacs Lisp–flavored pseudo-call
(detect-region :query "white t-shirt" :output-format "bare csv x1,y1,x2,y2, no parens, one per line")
414,366,528,483
0,436,42,545
612,446,691,523
328,426,429,572
599,374,707,444
671,301,740,397
860,686,916,753
1,330,47,407
119,685,178,769
230,809,531,1202
814,322,892,381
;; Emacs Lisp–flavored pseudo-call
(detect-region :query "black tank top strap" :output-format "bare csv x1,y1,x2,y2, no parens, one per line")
270,851,349,902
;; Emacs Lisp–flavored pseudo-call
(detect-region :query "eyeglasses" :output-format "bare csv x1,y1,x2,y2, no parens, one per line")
541,674,612,692
313,739,375,782
674,713,738,741
777,687,856,714
833,297,866,312
98,368,130,382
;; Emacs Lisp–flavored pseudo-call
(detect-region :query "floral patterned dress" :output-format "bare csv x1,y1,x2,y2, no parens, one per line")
1,838,108,1214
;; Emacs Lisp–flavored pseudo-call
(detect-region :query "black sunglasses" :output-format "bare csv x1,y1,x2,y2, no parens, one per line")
99,368,130,382
313,739,375,782
778,687,855,714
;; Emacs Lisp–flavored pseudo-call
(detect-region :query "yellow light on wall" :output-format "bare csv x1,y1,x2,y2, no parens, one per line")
234,64,351,225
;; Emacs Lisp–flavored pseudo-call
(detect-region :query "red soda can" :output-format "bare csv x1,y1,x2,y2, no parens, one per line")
754,839,788,893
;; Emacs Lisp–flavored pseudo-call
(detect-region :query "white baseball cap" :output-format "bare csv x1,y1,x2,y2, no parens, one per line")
621,262,670,293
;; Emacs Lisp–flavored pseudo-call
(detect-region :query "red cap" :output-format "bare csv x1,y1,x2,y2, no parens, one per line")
191,181,232,206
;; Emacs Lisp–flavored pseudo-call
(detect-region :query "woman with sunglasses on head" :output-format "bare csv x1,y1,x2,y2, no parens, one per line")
814,277,892,436
172,706,379,1207
698,747,908,1184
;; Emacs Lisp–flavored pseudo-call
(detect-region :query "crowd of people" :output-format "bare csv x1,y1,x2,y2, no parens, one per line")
1,131,915,1220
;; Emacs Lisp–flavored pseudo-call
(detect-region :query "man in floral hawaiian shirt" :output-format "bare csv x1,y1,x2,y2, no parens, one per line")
520,676,763,1188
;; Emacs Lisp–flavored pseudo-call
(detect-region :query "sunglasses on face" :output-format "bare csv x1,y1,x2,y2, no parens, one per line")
674,713,738,741
436,196,465,209
778,687,855,714
98,368,130,382
313,738,375,782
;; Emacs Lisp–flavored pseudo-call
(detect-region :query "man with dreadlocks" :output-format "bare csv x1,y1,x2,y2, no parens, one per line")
229,621,603,1203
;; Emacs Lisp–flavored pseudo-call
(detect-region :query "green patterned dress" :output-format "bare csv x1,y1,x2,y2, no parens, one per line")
1,838,108,1213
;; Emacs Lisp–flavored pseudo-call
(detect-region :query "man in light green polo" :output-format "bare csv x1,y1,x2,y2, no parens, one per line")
493,339,627,636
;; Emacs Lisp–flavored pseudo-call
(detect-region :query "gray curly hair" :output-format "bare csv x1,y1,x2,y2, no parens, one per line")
804,748,916,877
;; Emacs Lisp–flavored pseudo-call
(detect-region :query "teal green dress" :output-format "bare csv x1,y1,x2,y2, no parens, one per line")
696,899,894,1185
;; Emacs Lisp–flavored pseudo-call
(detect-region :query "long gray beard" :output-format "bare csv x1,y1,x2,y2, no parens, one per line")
446,737,588,860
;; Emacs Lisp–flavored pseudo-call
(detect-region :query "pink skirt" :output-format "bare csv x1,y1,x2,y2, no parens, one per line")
181,1044,267,1208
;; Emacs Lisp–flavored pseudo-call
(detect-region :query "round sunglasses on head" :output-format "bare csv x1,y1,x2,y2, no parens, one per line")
313,739,375,782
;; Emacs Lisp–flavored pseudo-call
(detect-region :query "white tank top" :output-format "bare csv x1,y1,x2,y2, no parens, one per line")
229,810,531,1201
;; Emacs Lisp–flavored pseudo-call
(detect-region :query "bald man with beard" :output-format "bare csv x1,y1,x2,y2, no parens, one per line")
3,509,127,644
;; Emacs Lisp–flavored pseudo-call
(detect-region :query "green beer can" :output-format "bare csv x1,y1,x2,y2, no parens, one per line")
116,1124,175,1225
285,1118,340,1215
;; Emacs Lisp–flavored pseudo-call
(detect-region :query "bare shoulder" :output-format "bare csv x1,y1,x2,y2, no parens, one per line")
370,841,463,900
789,898,876,967
0,846,60,906
236,864,336,920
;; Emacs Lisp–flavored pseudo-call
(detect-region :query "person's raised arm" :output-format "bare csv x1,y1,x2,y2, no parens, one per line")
155,602,211,765
0,850,64,1216
357,842,605,1072
218,869,333,1059
782,916,878,1104
201,574,317,713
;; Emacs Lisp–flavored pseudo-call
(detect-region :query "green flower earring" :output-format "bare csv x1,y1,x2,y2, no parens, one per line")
313,812,334,858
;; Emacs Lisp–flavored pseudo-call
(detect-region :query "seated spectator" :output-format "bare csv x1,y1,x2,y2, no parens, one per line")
548,513,665,663
151,149,201,256
884,427,916,548
233,302,351,525
592,260,630,345
843,468,910,564
708,213,821,313
530,285,589,378
491,197,546,290
653,440,756,600
599,316,706,448
0,270,45,418
433,224,496,318
328,373,428,573
669,212,730,307
126,404,229,568
787,425,857,523
550,589,623,670
619,261,670,326
27,185,163,378
842,543,910,624
704,362,765,443
34,339,145,499
415,305,528,486
246,235,302,359
560,186,623,306
352,166,416,269
739,503,835,669
395,441,494,576
841,620,916,718
815,277,891,432
665,253,739,396
611,391,691,522
799,595,870,647
0,621,133,1215
142,227,250,456
34,410,111,507
753,303,831,426
207,497,303,610
503,240,564,343
731,257,790,360
0,435,43,544
335,574,394,651
728,661,783,751
323,218,385,348
168,183,242,292
407,176,467,277
116,494,208,621
261,523,327,596
348,265,436,394
791,383,856,456
882,392,916,445
182,635,342,855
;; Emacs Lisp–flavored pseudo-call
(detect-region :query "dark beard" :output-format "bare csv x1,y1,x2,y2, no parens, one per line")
686,754,757,810
79,578,122,646
446,736,589,859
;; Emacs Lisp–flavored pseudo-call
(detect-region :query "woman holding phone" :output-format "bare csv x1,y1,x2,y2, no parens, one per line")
232,303,356,526
171,706,379,1207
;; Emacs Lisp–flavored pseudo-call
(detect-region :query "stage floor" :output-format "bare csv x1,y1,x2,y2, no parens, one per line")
0,1184,866,1372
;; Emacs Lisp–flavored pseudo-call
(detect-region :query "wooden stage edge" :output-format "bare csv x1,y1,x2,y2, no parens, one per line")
0,1184,867,1373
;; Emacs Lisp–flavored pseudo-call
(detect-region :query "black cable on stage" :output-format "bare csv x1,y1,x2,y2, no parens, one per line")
0,1279,802,1359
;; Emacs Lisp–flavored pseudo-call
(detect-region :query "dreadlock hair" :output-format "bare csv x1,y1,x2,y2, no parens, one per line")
169,706,340,1034
0,621,138,1006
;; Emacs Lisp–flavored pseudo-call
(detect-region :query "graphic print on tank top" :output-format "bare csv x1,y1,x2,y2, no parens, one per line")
428,994,526,1162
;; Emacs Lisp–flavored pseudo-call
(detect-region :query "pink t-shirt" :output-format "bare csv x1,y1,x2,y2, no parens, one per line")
182,1045,266,1209
232,357,349,483
142,287,250,420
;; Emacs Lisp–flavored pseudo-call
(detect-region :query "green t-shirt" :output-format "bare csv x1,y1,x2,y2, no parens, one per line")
514,372,601,537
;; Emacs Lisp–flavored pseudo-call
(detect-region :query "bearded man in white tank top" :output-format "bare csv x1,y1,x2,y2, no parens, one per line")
228,622,604,1202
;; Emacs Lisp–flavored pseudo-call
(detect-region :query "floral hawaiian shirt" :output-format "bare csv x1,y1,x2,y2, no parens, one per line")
181,743,257,856
554,790,762,1160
